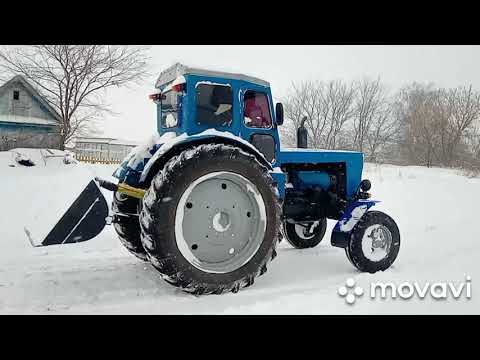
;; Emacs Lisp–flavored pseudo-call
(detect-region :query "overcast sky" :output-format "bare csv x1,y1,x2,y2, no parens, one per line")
102,45,480,142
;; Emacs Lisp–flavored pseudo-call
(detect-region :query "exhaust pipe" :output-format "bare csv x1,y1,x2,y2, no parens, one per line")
297,116,308,149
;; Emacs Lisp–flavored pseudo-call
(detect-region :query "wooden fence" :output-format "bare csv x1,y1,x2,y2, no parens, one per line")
74,154,123,165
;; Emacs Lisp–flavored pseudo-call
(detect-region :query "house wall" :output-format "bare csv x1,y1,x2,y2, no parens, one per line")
0,79,57,121
0,79,62,150
0,123,62,151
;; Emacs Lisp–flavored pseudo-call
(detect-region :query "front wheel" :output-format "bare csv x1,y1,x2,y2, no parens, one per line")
282,219,327,249
345,211,400,273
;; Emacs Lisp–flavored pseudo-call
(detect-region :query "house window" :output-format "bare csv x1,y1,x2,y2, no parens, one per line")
13,90,19,101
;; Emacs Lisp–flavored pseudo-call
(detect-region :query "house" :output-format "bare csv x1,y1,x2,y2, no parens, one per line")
73,137,139,163
0,75,62,151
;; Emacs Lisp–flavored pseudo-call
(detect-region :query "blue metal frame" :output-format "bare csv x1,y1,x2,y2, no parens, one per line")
330,199,379,248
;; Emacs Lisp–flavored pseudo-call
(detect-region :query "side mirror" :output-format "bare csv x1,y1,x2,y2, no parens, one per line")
275,103,284,126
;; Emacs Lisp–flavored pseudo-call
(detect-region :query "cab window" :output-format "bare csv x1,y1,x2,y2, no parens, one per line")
243,91,272,128
196,83,233,126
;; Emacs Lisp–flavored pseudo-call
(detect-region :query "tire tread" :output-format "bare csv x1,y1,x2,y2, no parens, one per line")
140,144,281,295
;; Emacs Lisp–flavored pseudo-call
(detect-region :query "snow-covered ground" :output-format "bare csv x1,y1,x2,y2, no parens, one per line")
0,149,479,314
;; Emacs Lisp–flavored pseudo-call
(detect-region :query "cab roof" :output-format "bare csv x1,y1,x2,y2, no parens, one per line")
155,63,270,89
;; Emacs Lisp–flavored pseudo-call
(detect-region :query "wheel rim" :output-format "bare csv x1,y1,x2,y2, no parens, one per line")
175,171,267,274
294,222,318,240
361,224,392,262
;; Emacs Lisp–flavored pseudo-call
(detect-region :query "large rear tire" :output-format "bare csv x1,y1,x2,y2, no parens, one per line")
140,144,281,295
112,191,147,261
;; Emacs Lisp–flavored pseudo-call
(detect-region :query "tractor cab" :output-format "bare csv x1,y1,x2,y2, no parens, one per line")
149,63,283,164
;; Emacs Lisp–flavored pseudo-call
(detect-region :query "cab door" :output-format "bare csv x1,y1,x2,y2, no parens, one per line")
239,85,279,165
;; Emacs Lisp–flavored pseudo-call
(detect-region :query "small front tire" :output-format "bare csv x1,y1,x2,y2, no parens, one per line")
346,210,400,273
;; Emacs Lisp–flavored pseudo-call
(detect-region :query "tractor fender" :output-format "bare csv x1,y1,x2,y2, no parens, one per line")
139,129,273,185
330,199,379,248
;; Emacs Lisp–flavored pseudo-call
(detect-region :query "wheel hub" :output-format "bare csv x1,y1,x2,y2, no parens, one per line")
371,228,388,248
212,211,231,232
293,222,319,240
361,224,392,262
175,171,267,274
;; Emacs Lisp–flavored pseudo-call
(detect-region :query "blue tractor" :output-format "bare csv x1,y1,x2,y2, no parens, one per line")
43,63,400,295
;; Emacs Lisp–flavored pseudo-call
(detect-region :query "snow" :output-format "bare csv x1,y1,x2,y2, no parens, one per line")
165,114,177,128
0,157,479,314
126,131,177,169
171,75,186,87
195,81,232,89
161,75,186,93
14,151,34,165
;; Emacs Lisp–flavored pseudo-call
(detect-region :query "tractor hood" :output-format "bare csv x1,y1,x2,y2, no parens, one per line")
278,148,363,164
277,148,364,198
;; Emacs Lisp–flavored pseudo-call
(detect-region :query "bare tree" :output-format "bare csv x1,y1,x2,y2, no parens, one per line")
262,73,480,172
320,80,356,149
364,104,398,162
281,80,326,147
394,83,438,166
352,78,390,153
0,45,150,149
442,85,480,166
281,79,355,150
281,81,314,147
395,82,480,167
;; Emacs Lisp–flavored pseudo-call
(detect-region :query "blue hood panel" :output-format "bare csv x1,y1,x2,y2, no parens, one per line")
277,148,364,198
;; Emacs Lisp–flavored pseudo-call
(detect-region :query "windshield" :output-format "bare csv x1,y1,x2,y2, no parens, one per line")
161,90,178,128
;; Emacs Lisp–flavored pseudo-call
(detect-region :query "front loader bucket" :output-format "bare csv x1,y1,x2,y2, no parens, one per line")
27,180,109,247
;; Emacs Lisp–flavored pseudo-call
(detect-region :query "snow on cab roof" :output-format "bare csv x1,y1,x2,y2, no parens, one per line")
155,63,270,89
